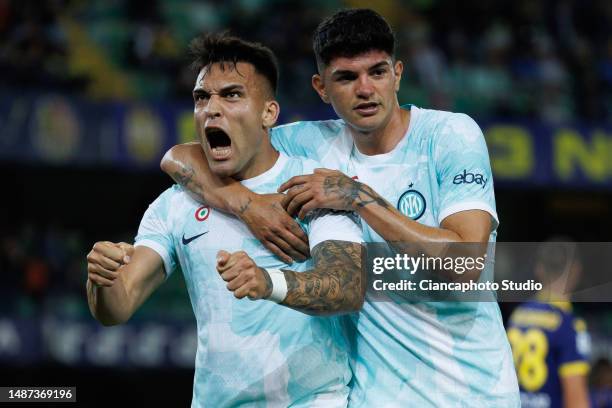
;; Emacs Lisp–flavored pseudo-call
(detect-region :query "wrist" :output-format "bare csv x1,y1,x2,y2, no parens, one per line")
230,190,257,218
350,180,366,212
264,268,288,303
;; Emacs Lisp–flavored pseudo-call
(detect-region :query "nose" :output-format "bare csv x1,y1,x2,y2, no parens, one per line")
355,74,374,99
204,94,222,119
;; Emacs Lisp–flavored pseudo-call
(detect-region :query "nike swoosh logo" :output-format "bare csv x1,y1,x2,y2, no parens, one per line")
182,232,208,245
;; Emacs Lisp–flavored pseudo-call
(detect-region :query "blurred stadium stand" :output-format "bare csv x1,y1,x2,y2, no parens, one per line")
0,0,611,405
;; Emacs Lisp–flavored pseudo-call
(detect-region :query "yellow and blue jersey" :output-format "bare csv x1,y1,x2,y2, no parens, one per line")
508,300,591,408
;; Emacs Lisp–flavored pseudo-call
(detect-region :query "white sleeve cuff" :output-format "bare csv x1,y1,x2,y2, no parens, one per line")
308,212,363,250
135,240,174,278
438,201,499,231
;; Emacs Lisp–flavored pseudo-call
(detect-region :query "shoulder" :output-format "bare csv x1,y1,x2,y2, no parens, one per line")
282,154,326,175
413,108,488,163
147,184,189,213
272,119,347,140
416,108,484,145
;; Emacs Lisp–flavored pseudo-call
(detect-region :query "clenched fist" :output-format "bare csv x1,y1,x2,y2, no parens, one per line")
216,250,272,300
87,241,134,287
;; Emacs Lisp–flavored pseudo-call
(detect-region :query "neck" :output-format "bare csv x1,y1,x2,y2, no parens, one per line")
233,136,280,181
349,104,410,155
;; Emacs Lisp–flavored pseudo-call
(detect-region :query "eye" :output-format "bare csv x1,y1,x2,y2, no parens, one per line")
335,74,356,82
194,93,209,102
226,91,241,99
372,68,387,77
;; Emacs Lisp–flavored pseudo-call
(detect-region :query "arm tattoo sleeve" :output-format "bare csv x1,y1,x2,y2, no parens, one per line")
281,240,364,315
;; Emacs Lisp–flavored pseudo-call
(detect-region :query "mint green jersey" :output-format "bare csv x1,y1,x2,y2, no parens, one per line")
270,106,520,407
135,154,362,407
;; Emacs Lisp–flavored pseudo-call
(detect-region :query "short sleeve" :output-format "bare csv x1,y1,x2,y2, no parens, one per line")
558,317,591,378
134,190,178,278
306,210,363,250
434,113,499,229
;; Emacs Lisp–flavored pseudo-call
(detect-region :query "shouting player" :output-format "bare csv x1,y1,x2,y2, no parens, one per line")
86,34,364,407
161,9,520,407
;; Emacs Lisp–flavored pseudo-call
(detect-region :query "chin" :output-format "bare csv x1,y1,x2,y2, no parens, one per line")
208,161,237,178
351,116,385,132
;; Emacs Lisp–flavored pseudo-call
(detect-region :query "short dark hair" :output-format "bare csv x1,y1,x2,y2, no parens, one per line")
189,33,279,96
313,9,396,67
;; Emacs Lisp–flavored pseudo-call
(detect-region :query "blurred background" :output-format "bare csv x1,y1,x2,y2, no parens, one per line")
0,0,611,405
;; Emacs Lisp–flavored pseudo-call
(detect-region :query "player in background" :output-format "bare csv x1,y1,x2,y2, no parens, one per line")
508,240,591,408
86,33,364,407
160,9,519,407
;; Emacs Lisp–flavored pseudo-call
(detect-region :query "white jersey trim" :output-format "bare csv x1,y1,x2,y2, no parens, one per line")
438,201,499,230
135,239,174,278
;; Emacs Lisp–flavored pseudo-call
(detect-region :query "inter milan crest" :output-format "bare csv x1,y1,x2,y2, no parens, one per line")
195,206,211,221
397,188,426,220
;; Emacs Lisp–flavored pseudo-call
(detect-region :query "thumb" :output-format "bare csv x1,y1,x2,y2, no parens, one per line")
118,242,135,263
216,250,230,267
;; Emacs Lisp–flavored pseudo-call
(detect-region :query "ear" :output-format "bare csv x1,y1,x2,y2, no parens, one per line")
393,60,404,92
312,74,330,104
262,99,280,128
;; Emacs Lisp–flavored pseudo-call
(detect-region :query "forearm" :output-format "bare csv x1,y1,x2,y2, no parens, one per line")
352,183,488,282
160,143,254,214
353,182,462,248
279,241,363,316
86,277,134,326
562,375,590,408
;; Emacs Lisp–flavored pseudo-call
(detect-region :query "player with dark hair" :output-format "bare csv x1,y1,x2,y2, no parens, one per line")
160,9,519,406
86,33,364,407
508,240,591,408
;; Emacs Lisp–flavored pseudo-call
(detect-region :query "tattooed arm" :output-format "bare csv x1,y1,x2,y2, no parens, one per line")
161,143,309,263
281,239,363,315
278,169,490,281
217,239,364,316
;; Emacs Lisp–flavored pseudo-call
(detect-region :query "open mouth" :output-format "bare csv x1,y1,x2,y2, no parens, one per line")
205,127,232,160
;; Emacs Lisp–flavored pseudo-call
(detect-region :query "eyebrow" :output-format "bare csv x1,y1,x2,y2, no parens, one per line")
192,83,246,95
330,60,392,79
368,61,391,71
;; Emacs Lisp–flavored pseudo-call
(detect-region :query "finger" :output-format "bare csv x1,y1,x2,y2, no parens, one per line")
92,242,125,264
286,190,315,217
217,252,243,273
216,250,230,267
298,201,320,220
314,168,333,174
278,226,310,259
226,273,250,291
98,254,122,271
118,242,134,262
88,252,121,271
89,274,115,287
219,267,241,282
233,284,251,299
269,236,306,263
282,184,310,210
262,240,294,264
280,193,291,210
286,220,309,246
88,264,119,280
278,175,310,193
